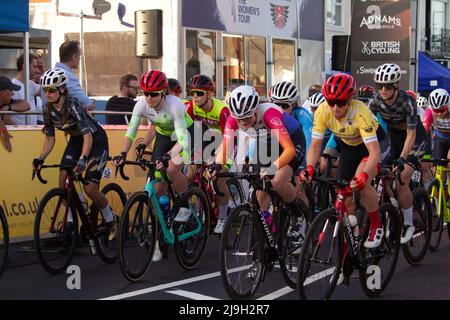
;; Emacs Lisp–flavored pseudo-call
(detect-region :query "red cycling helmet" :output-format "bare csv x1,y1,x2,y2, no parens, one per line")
168,78,182,95
405,90,417,101
322,73,356,102
188,74,215,91
358,85,375,99
140,70,168,92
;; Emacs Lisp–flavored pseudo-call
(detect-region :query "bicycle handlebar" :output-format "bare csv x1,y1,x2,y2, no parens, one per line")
32,165,89,185
421,158,450,165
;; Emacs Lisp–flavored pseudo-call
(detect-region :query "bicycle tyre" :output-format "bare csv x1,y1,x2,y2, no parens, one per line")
220,203,264,300
174,186,210,270
227,178,245,206
297,208,344,300
359,203,401,297
34,188,79,275
403,187,432,265
428,179,443,252
0,206,9,279
118,192,156,282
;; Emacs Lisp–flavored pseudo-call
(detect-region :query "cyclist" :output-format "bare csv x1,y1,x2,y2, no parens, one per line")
301,73,385,250
185,74,231,234
424,89,450,165
211,85,306,233
357,85,375,105
32,67,116,240
168,78,182,98
417,96,429,113
113,70,193,260
369,63,431,244
308,92,326,115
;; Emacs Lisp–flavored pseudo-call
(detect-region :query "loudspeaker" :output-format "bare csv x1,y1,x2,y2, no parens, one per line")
331,35,351,72
135,10,163,58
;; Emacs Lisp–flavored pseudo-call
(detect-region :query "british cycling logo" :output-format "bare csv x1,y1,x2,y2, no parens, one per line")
361,41,401,56
270,3,289,29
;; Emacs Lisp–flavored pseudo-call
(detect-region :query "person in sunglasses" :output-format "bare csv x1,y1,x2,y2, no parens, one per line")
105,74,138,125
212,85,307,233
301,73,385,250
369,63,431,244
185,74,231,234
32,67,116,241
113,70,194,258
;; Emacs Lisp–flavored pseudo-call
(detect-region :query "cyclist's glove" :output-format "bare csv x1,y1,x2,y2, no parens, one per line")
32,156,45,170
135,143,147,157
299,165,315,181
394,157,406,172
113,152,127,166
352,171,369,191
158,154,171,168
76,156,88,173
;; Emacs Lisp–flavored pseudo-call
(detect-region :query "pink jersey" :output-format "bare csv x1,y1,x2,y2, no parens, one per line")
423,107,450,139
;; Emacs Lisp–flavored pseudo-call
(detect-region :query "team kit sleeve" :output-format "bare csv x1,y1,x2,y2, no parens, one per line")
311,103,327,141
423,108,433,134
356,106,379,145
219,107,231,133
71,103,92,136
171,99,191,161
263,108,295,168
43,109,55,137
405,96,418,130
125,98,146,141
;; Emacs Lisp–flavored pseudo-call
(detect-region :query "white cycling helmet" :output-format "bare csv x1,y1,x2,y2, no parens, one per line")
40,67,68,88
269,81,299,103
416,96,428,109
374,63,402,84
228,85,260,119
429,88,450,111
308,93,326,108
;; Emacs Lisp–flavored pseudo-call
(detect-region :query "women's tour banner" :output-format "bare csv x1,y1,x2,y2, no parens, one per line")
351,0,411,88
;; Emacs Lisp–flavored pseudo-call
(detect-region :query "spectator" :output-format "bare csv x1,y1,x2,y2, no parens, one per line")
168,78,183,98
33,55,47,124
0,76,30,151
55,40,95,110
104,74,138,124
301,84,322,113
9,53,41,125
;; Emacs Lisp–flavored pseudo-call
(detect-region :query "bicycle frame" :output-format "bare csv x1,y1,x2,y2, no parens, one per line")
430,165,450,223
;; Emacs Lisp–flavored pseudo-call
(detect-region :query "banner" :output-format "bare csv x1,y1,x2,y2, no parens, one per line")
351,0,411,88
0,126,149,242
182,0,323,41
0,0,29,32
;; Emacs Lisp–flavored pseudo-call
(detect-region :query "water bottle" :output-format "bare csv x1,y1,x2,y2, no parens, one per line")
79,192,89,214
159,195,172,220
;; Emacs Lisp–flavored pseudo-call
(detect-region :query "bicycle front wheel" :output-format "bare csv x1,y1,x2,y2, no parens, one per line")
359,203,401,297
174,186,210,270
428,179,443,252
220,204,264,300
403,188,432,265
118,192,156,282
0,206,9,279
34,188,79,275
296,208,343,300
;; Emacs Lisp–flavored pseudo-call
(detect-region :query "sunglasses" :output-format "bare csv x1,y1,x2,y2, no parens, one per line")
376,83,396,90
326,99,349,108
143,91,163,97
43,87,58,94
433,107,447,114
237,115,254,122
190,90,206,97
274,102,291,109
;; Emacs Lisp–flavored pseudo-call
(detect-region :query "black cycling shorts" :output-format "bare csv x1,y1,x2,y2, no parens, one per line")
337,142,369,181
61,127,109,184
433,135,450,160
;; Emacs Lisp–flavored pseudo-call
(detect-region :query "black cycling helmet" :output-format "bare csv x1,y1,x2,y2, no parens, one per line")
168,78,182,95
188,74,215,91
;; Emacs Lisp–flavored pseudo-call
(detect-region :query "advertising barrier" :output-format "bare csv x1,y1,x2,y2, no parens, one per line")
0,126,148,242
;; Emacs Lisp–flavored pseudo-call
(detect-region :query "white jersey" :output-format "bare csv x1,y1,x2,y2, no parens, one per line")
11,78,41,125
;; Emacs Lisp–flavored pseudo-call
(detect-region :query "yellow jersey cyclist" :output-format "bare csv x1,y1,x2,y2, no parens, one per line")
113,70,194,227
32,67,116,240
185,74,232,234
211,85,307,233
369,63,431,244
301,73,386,249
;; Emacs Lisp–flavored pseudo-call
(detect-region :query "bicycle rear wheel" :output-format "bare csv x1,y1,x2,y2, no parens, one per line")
0,206,9,279
34,188,79,275
93,183,127,264
220,204,264,300
403,188,432,265
428,179,443,252
296,208,343,300
359,203,401,297
279,209,308,288
118,192,156,282
174,186,210,270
